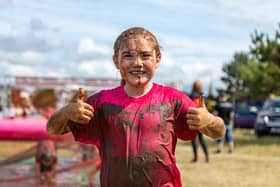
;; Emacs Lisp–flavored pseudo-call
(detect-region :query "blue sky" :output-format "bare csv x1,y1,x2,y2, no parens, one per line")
1,0,280,93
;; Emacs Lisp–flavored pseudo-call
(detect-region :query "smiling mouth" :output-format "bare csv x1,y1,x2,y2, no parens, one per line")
130,70,146,75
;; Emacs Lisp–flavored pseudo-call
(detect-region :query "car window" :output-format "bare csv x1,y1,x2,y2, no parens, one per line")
262,101,271,110
262,100,280,112
235,100,263,114
271,101,280,112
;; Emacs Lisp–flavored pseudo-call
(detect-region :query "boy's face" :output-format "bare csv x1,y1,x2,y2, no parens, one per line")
114,37,161,88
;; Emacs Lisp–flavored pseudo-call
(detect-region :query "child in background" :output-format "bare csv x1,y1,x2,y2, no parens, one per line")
35,107,57,185
47,27,225,187
35,140,57,185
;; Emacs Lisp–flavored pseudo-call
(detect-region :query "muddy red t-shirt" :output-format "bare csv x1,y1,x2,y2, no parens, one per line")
68,83,198,187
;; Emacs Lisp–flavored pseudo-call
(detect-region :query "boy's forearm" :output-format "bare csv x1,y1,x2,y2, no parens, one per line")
200,115,226,139
47,107,70,135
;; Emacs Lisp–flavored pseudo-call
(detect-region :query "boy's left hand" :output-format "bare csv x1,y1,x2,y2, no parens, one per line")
186,95,212,130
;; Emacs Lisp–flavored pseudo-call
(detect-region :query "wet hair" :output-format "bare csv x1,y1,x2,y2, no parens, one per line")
113,27,161,86
113,27,161,59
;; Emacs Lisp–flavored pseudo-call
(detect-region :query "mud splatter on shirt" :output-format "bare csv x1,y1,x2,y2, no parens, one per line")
68,83,198,187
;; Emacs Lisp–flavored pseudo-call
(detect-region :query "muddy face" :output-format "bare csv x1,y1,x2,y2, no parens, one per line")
115,37,160,90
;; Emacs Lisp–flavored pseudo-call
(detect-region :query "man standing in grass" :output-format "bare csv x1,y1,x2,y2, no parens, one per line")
213,92,234,153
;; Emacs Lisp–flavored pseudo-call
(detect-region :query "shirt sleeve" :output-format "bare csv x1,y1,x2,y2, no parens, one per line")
173,91,199,141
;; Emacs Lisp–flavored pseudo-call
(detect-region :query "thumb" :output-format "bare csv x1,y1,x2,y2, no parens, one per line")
78,88,86,101
199,94,206,108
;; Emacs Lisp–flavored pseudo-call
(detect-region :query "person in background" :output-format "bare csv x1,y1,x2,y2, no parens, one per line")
35,107,57,185
213,92,234,153
35,139,57,185
189,80,209,163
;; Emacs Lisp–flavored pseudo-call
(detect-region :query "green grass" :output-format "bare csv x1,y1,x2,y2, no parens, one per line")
205,128,280,157
176,128,280,187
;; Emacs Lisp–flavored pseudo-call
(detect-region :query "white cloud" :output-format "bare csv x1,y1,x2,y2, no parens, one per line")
215,0,280,22
160,54,175,67
78,60,117,78
21,50,46,63
78,38,111,55
162,35,246,57
0,51,47,64
0,61,35,76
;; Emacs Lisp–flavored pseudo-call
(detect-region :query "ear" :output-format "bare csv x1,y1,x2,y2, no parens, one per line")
155,55,161,68
113,55,119,69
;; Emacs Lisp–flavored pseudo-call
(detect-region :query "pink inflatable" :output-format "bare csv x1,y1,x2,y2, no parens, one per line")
0,118,73,141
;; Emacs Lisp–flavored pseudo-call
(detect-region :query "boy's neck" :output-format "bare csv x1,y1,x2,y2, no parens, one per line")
124,82,153,98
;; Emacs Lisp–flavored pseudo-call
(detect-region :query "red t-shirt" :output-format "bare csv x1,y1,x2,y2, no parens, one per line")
68,83,198,187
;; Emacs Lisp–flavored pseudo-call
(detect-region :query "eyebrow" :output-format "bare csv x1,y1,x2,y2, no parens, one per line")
121,51,131,54
121,50,153,53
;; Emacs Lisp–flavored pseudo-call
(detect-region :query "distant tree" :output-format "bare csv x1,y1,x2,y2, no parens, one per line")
207,80,215,99
220,52,249,100
221,24,280,100
240,60,280,99
240,23,280,98
207,80,216,112
250,23,280,66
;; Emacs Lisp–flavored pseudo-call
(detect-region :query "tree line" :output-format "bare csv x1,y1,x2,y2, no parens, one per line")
220,24,280,100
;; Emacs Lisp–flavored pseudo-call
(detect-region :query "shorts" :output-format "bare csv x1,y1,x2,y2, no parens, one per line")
216,124,233,143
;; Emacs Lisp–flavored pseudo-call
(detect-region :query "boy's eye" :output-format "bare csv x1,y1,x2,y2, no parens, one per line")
122,53,133,58
141,53,152,59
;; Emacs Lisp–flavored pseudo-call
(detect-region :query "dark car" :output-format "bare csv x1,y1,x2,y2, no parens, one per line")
234,99,264,129
255,97,280,136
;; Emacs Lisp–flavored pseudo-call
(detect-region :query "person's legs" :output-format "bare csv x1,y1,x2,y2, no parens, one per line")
198,133,209,162
225,125,234,153
191,137,198,162
215,138,224,153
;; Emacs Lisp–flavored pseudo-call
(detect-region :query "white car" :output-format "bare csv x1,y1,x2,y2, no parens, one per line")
255,97,280,136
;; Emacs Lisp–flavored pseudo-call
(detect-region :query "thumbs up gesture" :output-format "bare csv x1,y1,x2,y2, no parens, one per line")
186,95,213,130
67,88,94,124
78,88,86,101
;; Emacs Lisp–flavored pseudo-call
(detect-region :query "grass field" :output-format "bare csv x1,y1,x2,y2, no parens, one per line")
0,128,279,187
177,129,280,187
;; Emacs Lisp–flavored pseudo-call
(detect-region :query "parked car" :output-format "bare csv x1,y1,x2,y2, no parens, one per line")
234,99,264,128
255,97,280,136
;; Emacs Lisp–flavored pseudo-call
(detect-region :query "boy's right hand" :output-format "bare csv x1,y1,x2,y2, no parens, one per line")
186,95,213,130
66,88,94,124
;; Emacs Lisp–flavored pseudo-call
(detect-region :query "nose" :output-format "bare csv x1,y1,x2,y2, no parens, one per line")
135,56,143,67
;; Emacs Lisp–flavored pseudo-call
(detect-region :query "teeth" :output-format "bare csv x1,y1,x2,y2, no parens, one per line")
131,72,143,75
131,71,145,74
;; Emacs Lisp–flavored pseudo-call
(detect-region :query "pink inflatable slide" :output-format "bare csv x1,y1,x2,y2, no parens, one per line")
0,118,73,141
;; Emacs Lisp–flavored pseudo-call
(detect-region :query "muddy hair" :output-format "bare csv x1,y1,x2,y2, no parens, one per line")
113,27,162,86
113,27,161,58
